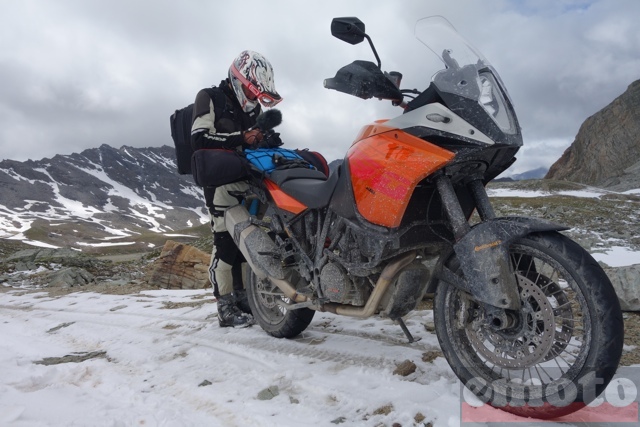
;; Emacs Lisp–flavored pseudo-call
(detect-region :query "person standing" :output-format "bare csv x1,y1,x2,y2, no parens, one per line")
191,50,282,327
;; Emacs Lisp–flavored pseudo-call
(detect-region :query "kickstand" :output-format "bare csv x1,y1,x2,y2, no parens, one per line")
396,318,420,343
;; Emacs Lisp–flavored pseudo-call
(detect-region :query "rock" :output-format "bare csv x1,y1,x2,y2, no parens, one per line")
421,350,442,363
393,360,416,376
35,267,95,288
606,264,640,311
34,351,108,365
373,404,394,415
546,80,640,191
145,241,211,290
423,321,435,332
257,385,279,400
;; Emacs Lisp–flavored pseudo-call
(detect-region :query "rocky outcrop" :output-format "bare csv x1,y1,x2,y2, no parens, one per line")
145,240,211,290
546,80,640,191
606,264,640,311
601,160,640,192
40,267,96,288
5,248,99,271
0,247,143,289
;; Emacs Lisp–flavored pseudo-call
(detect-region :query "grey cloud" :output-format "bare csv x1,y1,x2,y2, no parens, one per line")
0,0,639,177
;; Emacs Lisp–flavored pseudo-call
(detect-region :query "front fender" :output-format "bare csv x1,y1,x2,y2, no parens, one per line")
431,217,569,309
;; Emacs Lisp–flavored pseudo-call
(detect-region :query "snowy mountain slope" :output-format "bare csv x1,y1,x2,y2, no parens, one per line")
0,145,208,249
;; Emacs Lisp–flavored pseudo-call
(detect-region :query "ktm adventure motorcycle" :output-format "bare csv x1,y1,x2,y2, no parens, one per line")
224,17,623,418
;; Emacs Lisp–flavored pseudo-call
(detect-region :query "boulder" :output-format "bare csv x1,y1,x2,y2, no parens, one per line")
45,267,96,288
606,264,640,311
146,240,211,289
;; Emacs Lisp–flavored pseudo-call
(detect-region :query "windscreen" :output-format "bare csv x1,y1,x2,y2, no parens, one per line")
414,16,518,135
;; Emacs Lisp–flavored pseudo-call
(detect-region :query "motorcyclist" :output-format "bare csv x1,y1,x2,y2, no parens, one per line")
191,50,282,328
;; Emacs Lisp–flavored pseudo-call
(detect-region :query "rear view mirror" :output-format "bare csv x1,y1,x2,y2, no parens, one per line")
331,17,366,45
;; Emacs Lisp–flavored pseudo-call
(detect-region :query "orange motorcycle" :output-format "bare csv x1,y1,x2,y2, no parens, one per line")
224,16,623,418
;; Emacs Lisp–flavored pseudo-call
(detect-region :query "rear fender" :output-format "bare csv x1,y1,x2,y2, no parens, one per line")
429,217,569,309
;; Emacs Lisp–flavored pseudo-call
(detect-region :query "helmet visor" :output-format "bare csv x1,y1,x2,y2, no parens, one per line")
231,63,282,107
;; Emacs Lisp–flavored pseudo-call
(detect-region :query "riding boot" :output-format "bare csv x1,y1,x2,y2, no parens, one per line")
233,289,252,315
217,294,254,328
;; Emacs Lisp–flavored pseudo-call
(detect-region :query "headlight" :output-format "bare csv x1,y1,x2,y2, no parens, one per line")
477,72,516,134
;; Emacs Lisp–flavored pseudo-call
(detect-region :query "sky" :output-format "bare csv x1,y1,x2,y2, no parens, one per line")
0,0,639,175
1,287,637,426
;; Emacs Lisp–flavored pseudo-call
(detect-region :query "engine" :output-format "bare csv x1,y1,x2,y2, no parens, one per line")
319,262,370,306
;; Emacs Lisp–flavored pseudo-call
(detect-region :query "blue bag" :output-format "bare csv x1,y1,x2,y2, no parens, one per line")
244,148,309,173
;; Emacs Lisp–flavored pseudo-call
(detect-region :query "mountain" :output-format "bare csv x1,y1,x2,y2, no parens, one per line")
509,167,548,180
495,167,549,182
545,80,640,191
0,144,208,251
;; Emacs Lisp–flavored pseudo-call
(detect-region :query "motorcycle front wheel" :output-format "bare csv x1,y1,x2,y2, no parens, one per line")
246,269,315,339
434,231,623,419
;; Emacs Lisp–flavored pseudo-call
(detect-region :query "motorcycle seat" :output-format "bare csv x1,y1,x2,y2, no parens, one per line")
270,169,340,209
268,168,327,185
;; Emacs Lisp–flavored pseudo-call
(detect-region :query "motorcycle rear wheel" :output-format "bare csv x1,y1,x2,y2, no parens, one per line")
434,231,623,419
246,270,315,339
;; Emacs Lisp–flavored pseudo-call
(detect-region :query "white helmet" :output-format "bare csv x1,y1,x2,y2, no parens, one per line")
229,50,282,112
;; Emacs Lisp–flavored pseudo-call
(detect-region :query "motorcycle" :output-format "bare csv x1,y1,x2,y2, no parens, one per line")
224,16,623,419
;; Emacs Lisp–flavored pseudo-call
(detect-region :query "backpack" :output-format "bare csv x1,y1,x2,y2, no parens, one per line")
169,87,225,175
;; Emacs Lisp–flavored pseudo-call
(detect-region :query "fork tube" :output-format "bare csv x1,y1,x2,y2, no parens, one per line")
435,174,471,241
468,179,496,220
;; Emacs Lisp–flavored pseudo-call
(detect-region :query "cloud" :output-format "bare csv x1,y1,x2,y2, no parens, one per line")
0,0,639,175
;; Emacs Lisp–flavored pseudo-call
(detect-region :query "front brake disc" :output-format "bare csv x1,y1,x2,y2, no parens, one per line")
466,275,556,369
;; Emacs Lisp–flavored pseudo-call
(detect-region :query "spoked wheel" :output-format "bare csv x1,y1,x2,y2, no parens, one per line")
246,269,315,338
434,232,623,419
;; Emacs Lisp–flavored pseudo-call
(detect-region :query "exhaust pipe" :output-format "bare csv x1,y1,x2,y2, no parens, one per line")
224,205,307,303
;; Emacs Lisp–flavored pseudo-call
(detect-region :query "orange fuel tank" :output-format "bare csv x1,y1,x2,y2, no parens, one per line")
347,122,455,228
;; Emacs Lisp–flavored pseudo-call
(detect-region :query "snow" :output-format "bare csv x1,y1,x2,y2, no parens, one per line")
0,288,636,427
486,187,610,199
73,164,174,234
75,241,136,248
8,239,60,249
0,289,454,426
591,245,640,267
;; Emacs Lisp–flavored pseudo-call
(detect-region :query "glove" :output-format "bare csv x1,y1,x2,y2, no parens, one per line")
260,131,283,148
243,129,263,146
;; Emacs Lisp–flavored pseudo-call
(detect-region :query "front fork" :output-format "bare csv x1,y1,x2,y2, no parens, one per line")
434,173,568,315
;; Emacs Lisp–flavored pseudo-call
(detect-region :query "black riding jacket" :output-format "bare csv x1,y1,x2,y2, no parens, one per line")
190,79,260,150
190,79,260,213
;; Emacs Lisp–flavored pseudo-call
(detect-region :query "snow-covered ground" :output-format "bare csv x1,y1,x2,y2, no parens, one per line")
0,289,456,426
0,289,637,427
